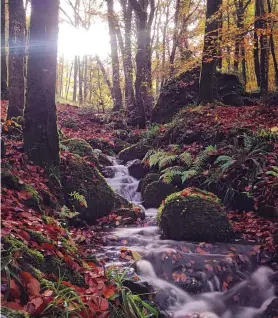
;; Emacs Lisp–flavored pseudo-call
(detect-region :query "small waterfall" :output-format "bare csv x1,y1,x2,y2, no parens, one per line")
103,159,277,318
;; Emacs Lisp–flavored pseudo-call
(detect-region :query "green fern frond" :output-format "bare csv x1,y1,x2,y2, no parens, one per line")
158,155,178,170
192,145,217,173
181,169,197,183
160,166,185,184
69,191,88,208
179,152,192,168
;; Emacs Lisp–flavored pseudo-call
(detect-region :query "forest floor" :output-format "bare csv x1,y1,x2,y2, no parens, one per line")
1,101,278,317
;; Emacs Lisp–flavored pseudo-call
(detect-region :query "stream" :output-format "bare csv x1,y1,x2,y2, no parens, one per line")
101,159,277,318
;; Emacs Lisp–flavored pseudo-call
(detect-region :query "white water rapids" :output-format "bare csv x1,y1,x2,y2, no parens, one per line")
103,159,277,318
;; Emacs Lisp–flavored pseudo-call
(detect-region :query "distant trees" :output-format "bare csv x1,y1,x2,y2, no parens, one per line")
1,0,8,100
24,0,60,166
7,0,25,118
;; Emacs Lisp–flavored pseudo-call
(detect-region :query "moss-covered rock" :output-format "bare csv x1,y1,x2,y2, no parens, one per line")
158,187,234,242
87,137,115,155
118,142,151,163
60,154,116,223
61,138,99,167
142,180,177,208
97,151,113,166
1,170,21,189
1,307,29,318
138,173,160,194
114,138,131,154
127,159,145,179
151,67,244,123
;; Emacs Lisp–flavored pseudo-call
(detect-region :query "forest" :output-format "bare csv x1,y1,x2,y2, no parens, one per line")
1,0,278,317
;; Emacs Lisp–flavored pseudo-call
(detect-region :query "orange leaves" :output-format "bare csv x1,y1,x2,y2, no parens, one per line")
103,284,116,299
27,277,41,297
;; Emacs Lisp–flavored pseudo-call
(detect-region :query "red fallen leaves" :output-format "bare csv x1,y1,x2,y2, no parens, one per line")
228,211,278,252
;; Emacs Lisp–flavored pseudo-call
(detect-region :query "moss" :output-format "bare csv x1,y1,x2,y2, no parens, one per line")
98,152,113,166
118,141,151,162
1,170,22,190
142,180,177,208
60,237,78,254
60,154,116,223
42,215,56,225
26,229,50,244
22,184,41,210
61,118,78,129
157,187,234,242
61,138,100,167
87,137,115,155
3,235,44,266
1,307,29,318
139,173,160,195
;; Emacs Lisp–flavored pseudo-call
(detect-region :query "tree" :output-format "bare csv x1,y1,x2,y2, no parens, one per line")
7,0,25,119
107,0,123,111
23,0,60,167
199,0,221,103
128,0,155,128
119,0,135,110
73,55,78,102
1,0,8,100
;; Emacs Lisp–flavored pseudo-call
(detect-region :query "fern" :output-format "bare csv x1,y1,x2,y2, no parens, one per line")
160,166,185,184
179,152,192,168
266,166,278,178
158,154,178,170
69,191,88,208
181,169,197,183
192,145,217,173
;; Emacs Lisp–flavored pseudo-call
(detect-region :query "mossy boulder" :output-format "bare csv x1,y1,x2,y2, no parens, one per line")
114,138,131,154
1,307,29,318
158,187,234,242
118,142,151,163
142,180,177,208
151,67,244,123
61,138,99,167
138,173,160,194
60,154,116,223
87,137,115,155
1,170,21,189
127,159,145,179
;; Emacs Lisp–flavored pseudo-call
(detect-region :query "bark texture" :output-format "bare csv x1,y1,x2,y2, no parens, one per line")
199,0,221,103
23,0,60,167
107,0,123,110
7,0,25,118
1,0,8,100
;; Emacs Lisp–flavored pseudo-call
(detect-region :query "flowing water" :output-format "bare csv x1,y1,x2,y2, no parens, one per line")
102,159,277,318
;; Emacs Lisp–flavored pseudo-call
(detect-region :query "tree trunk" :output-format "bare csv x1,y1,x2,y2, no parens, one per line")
59,55,64,97
169,0,180,76
199,0,221,103
73,55,78,102
95,55,114,100
120,0,135,110
1,0,8,100
78,55,83,105
83,54,87,103
253,0,261,88
107,0,123,111
267,0,278,87
24,0,60,167
7,0,25,119
66,61,73,100
129,0,155,128
217,3,223,69
258,0,268,93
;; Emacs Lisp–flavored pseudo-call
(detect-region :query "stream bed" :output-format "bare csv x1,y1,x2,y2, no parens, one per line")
99,159,277,317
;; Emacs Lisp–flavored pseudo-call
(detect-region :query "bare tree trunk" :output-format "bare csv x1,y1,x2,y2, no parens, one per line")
78,55,83,105
24,0,60,167
59,55,64,97
254,0,261,88
258,0,268,93
169,0,180,76
120,0,135,110
83,54,87,103
199,0,221,103
73,55,78,102
95,55,114,100
107,0,123,110
7,0,26,118
267,0,278,87
66,61,73,100
217,4,223,69
1,0,8,100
